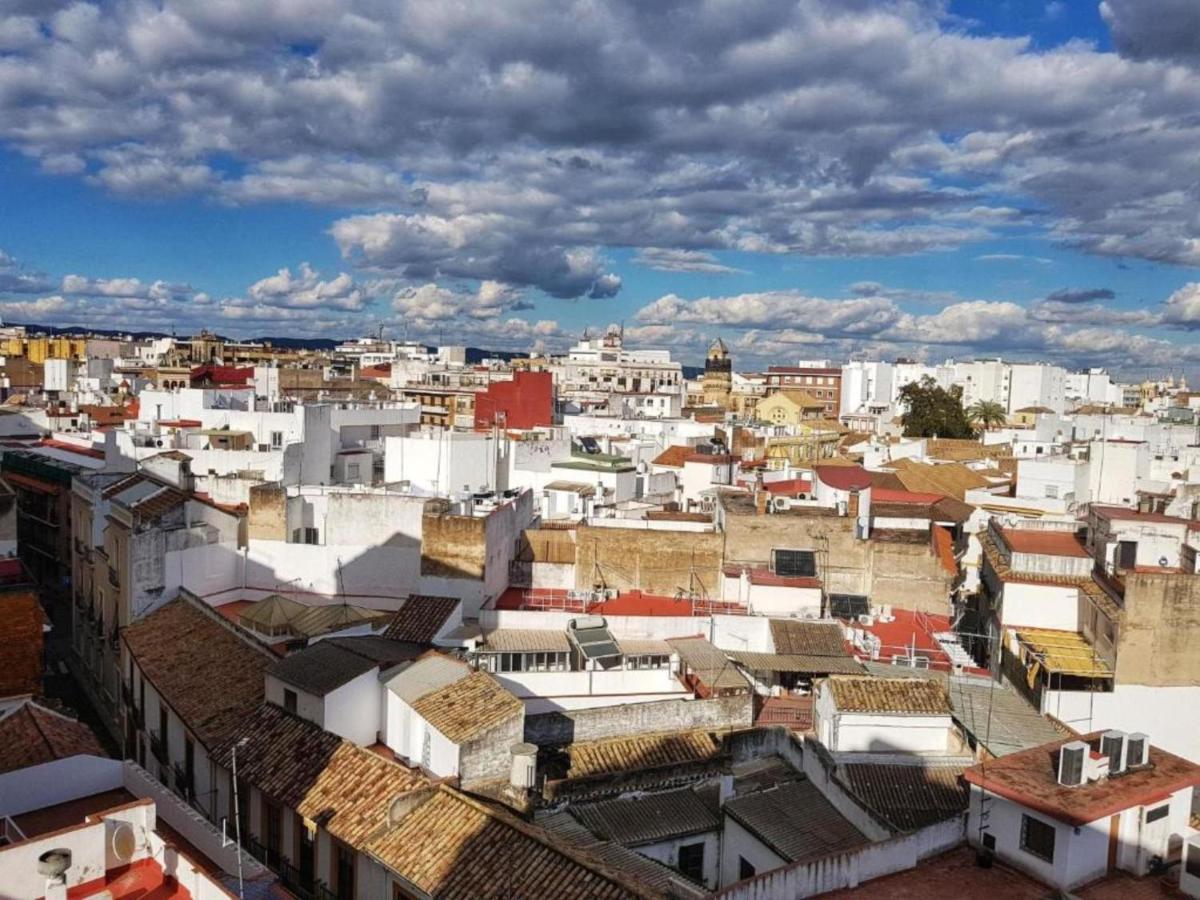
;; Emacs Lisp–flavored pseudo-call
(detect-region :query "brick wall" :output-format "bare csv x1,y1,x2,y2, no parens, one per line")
0,590,44,697
460,714,525,787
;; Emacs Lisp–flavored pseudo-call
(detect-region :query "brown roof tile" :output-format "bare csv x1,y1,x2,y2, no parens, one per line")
366,785,655,899
383,595,459,644
826,675,953,715
122,596,273,748
650,445,691,468
211,703,428,847
0,701,106,775
566,731,724,780
769,619,847,657
841,763,968,831
410,671,523,743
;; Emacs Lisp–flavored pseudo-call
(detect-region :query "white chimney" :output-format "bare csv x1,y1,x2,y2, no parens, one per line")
510,742,538,792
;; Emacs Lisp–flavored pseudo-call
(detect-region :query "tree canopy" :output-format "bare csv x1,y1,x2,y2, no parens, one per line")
967,400,1008,430
899,376,977,439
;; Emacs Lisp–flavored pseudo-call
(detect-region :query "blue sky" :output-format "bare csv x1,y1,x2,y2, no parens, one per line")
0,0,1197,374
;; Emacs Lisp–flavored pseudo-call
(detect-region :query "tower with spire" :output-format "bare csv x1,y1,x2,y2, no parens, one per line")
702,337,732,408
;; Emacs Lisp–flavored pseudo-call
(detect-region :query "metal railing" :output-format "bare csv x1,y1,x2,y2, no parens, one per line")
279,859,316,900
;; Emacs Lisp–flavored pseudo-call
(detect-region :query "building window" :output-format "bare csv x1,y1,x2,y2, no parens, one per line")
1145,805,1170,824
295,814,315,884
628,654,670,670
1045,484,1058,499
738,857,755,881
678,842,705,883
270,431,283,449
1019,814,1056,863
283,689,297,714
292,527,319,545
772,548,817,578
263,798,282,862
333,842,355,900
1187,846,1200,880
346,462,361,481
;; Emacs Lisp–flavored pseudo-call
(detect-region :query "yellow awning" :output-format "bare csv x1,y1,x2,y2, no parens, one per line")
1012,628,1113,678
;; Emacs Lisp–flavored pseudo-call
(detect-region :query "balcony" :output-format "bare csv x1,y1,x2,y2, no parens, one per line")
108,567,119,588
244,834,285,873
278,860,317,900
149,730,168,764
172,763,195,802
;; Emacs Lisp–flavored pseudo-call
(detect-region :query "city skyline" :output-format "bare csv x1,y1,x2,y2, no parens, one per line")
0,0,1198,372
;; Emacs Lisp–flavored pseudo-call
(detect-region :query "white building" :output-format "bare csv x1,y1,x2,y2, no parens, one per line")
814,676,957,755
964,732,1200,890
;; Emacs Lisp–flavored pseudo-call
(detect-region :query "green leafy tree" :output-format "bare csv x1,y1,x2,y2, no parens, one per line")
966,400,1008,431
899,376,976,439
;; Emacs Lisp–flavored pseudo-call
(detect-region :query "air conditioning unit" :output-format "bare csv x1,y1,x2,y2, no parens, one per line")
857,613,875,627
772,496,790,512
1101,730,1127,774
1058,740,1089,786
1125,733,1150,768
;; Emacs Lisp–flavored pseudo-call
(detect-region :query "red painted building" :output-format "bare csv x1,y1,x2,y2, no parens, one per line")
474,371,554,430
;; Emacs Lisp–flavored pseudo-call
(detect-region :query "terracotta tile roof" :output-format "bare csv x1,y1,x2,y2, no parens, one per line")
963,732,1200,828
382,595,460,644
841,763,968,831
770,619,847,656
888,458,989,500
366,785,654,899
723,779,869,863
997,527,1091,558
932,525,957,576
814,464,872,491
410,671,523,743
566,731,724,780
650,444,691,468
980,531,1122,621
122,596,274,748
211,703,428,846
570,787,721,846
926,438,1010,461
826,675,953,715
0,701,106,775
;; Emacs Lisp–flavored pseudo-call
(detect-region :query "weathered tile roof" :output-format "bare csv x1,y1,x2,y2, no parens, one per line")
383,595,460,644
267,636,423,697
769,619,847,656
615,638,674,656
211,703,427,847
723,779,868,863
840,763,969,831
539,812,708,899
122,596,274,748
566,731,724,780
570,787,721,846
366,785,655,899
386,654,470,704
410,671,524,743
0,701,106,775
666,636,750,692
826,675,953,715
481,629,572,653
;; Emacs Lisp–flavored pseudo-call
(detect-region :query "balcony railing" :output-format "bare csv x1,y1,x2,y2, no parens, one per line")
278,859,316,900
244,835,285,873
313,882,338,900
172,763,195,802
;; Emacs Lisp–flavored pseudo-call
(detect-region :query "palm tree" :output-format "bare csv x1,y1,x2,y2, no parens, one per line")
966,400,1007,431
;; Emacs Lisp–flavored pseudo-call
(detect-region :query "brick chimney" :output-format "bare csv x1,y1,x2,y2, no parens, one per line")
847,489,860,519
755,489,769,515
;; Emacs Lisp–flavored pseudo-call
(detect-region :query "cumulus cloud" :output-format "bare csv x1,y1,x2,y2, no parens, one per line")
246,262,365,310
1160,283,1200,329
0,0,1195,282
391,280,527,321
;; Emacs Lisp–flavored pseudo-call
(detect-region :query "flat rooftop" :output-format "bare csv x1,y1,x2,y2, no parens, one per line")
998,527,1091,558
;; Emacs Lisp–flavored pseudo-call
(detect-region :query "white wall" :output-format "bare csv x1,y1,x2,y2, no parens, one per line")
383,694,460,776
999,582,1080,631
322,667,383,746
637,831,721,890
1042,684,1200,763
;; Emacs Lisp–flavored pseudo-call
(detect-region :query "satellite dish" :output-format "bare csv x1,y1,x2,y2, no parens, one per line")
111,822,137,862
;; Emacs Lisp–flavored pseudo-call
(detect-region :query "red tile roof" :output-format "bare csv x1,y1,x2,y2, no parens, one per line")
870,487,945,504
0,702,106,774
815,465,872,491
651,445,691,467
932,525,957,576
998,528,1091,558
963,732,1200,827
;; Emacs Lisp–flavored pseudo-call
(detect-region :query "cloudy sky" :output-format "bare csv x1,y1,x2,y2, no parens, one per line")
0,0,1199,374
